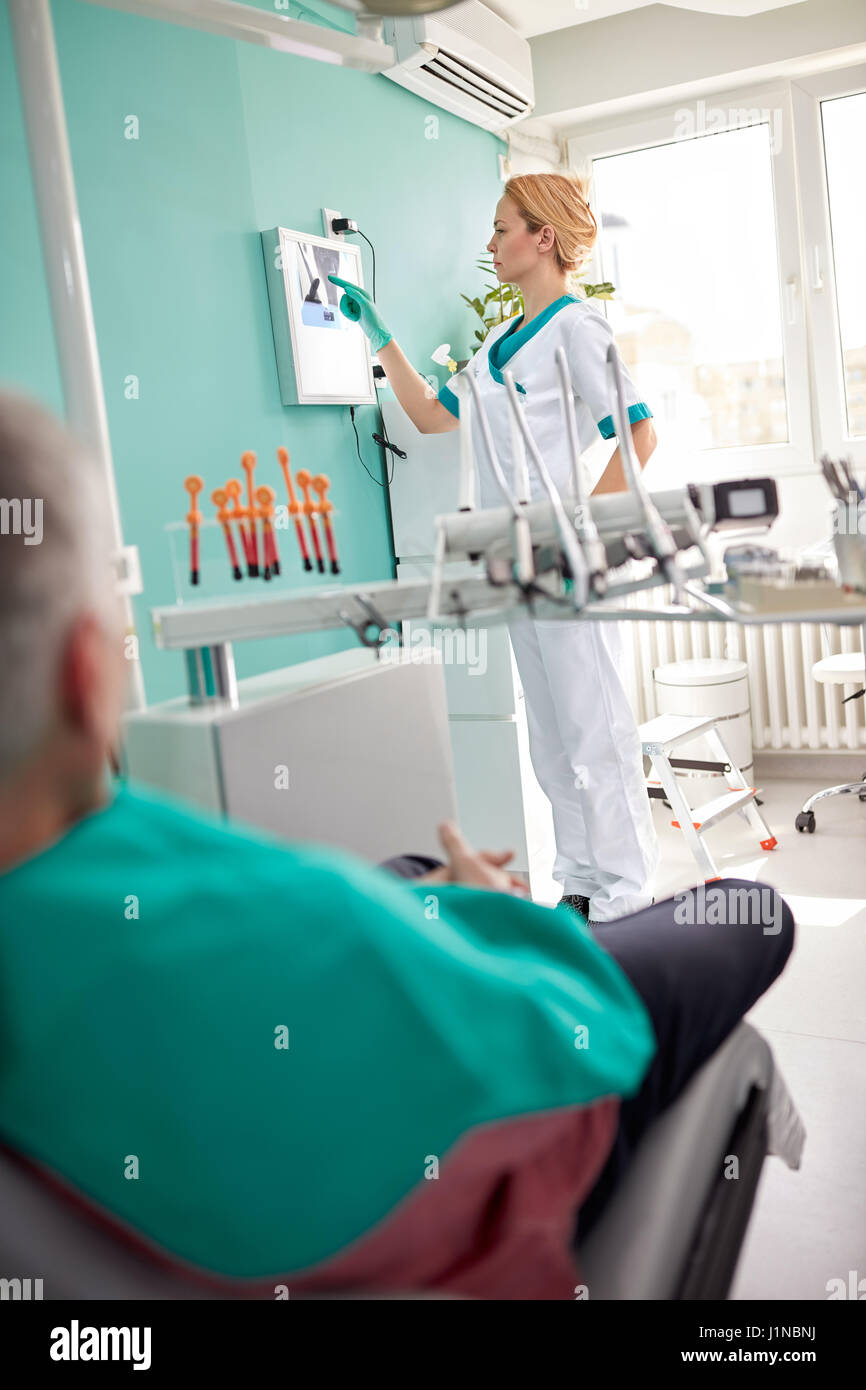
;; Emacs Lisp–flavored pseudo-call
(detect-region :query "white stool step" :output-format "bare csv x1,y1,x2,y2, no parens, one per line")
673,786,758,834
812,652,865,684
640,712,720,755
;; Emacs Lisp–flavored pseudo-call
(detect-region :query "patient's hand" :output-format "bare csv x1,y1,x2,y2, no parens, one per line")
417,822,529,897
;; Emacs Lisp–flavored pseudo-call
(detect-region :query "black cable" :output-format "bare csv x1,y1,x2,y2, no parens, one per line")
346,226,399,492
350,404,393,487
359,229,402,469
357,230,376,301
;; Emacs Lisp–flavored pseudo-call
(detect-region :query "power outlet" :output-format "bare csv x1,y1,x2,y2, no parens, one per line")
322,207,344,240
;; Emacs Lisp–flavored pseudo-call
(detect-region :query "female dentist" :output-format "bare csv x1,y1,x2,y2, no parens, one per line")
330,173,658,924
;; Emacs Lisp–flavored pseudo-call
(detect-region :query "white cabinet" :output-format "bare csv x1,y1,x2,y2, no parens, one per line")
123,650,458,866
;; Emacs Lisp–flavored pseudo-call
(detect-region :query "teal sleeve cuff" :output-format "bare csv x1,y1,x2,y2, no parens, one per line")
597,401,652,440
438,383,460,419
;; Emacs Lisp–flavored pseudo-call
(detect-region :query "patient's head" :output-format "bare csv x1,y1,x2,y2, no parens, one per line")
0,392,126,852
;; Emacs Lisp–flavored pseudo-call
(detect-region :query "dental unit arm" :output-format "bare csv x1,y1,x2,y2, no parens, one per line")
606,343,685,600
465,372,535,592
502,367,592,611
555,345,608,599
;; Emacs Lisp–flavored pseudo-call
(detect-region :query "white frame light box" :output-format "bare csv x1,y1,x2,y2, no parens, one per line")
262,226,376,407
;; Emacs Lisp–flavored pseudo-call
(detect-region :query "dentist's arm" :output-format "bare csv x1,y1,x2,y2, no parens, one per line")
329,276,457,436
592,417,657,495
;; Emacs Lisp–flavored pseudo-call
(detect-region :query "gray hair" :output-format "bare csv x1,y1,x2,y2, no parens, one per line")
0,391,121,777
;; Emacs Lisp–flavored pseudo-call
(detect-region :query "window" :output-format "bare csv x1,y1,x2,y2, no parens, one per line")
591,124,788,454
569,74,866,479
821,91,866,440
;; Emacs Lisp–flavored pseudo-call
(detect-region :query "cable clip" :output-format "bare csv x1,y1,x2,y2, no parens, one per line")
337,593,399,653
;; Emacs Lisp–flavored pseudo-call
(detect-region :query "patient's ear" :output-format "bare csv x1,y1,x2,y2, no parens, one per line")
59,612,124,755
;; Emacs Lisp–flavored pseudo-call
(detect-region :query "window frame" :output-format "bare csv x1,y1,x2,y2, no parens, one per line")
568,81,814,481
791,64,866,467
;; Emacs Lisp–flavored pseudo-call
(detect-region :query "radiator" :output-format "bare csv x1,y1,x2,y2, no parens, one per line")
618,585,866,752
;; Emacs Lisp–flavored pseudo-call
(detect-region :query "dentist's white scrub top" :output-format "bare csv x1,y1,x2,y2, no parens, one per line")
437,292,651,507
437,293,659,921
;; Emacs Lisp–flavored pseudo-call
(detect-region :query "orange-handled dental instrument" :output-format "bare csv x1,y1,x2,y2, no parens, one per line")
295,468,324,574
311,473,340,575
225,478,253,572
184,474,204,586
255,484,280,581
277,447,312,573
241,451,260,577
212,487,242,581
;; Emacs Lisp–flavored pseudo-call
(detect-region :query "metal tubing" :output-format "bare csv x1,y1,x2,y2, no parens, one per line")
9,0,146,708
79,0,394,71
464,372,535,589
554,344,585,511
465,372,522,515
606,344,682,598
210,642,239,707
502,369,589,609
554,344,607,593
454,374,476,512
185,643,238,706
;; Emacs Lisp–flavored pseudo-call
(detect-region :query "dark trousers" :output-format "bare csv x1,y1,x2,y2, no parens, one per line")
380,859,795,1236
574,880,794,1237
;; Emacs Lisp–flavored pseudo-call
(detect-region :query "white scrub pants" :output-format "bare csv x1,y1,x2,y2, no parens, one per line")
508,614,658,922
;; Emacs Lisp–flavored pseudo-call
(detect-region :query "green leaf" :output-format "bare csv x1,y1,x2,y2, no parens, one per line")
580,281,616,301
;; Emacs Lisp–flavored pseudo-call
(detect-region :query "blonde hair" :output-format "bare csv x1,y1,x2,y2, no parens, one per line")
503,172,598,276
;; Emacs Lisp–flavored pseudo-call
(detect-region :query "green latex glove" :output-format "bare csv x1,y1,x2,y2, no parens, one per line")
328,275,392,353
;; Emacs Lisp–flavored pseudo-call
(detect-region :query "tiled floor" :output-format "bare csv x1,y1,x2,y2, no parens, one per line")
652,777,866,1300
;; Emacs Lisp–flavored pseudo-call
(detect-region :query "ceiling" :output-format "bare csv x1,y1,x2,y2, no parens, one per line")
484,0,807,38
485,0,654,35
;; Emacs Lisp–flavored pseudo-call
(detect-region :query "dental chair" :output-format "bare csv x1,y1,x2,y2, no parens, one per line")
0,1024,802,1301
580,1021,802,1299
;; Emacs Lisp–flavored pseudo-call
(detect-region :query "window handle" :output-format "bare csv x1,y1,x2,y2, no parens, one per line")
785,276,799,325
811,245,824,292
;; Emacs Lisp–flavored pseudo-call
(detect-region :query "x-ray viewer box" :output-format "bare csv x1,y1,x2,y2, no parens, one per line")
261,226,377,406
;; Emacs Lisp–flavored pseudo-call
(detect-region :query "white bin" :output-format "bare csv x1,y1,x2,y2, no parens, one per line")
653,658,753,804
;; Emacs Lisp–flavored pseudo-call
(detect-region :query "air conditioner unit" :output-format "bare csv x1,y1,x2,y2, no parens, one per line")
382,1,534,133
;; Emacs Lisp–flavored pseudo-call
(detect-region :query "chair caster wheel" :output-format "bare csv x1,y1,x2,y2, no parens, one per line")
795,811,816,833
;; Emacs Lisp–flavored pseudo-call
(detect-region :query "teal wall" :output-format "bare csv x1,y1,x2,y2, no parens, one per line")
0,0,503,703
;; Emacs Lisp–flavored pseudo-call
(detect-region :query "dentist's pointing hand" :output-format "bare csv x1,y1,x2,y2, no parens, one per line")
328,275,393,354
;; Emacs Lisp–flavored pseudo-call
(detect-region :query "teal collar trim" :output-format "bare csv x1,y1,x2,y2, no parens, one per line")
488,294,581,394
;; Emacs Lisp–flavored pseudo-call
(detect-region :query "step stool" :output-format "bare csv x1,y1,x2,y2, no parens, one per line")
640,713,777,881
